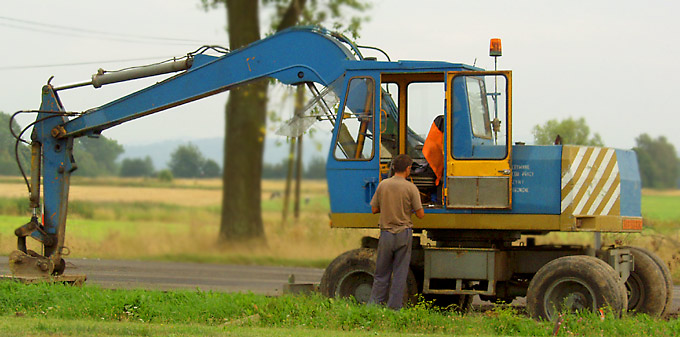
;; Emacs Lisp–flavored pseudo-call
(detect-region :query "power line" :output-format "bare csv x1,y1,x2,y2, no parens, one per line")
0,16,205,43
0,56,178,71
0,22,176,46
0,15,217,46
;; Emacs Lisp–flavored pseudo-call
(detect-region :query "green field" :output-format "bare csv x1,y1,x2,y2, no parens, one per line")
642,194,680,223
0,179,370,269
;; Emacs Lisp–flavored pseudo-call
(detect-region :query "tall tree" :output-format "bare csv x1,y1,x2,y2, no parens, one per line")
218,0,269,242
633,134,680,189
532,117,604,146
202,0,370,243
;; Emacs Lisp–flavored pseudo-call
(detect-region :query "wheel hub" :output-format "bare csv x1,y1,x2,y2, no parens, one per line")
544,278,596,319
336,271,374,303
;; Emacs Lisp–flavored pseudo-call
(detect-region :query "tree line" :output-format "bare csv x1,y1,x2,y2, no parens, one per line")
2,111,326,180
533,117,680,189
1,114,677,187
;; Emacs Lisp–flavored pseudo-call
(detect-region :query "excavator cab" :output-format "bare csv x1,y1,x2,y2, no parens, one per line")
326,67,513,226
331,71,510,199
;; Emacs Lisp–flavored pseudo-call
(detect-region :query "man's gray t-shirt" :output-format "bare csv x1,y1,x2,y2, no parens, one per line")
370,176,423,234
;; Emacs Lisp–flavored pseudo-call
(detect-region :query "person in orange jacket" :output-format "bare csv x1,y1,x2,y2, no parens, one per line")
422,115,445,186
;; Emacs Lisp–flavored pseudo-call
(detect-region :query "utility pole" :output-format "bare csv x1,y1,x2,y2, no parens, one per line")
283,84,306,221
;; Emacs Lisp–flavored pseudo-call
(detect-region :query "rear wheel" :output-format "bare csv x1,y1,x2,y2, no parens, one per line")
527,255,626,320
627,247,674,317
624,247,668,316
320,248,418,306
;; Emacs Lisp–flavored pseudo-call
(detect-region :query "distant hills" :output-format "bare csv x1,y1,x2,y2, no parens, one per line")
120,136,331,170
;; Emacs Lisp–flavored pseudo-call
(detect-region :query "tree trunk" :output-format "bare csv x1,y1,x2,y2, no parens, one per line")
218,0,307,242
219,0,266,242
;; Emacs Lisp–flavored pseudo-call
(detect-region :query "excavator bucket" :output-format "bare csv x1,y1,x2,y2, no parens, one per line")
9,250,54,277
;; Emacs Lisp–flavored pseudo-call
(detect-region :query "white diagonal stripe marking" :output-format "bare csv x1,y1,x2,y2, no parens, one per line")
562,148,598,214
561,147,588,213
574,148,614,215
602,183,621,215
561,147,587,190
587,152,619,215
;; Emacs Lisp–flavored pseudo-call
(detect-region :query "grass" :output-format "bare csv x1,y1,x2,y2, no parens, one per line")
0,318,442,337
642,195,680,222
0,282,677,336
0,213,365,269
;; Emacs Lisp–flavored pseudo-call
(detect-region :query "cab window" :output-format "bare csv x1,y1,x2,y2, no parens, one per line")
451,74,508,160
334,77,375,160
466,77,492,139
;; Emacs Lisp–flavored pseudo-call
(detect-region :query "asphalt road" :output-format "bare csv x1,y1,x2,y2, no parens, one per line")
1,257,678,314
0,256,323,296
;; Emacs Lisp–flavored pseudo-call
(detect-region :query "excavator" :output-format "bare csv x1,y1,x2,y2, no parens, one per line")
7,26,672,319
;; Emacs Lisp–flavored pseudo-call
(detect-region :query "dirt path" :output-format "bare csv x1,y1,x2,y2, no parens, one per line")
0,256,678,314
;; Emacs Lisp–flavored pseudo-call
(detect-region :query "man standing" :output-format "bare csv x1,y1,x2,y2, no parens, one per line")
368,154,424,310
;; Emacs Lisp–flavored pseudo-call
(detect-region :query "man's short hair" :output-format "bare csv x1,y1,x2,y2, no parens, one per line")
392,154,413,173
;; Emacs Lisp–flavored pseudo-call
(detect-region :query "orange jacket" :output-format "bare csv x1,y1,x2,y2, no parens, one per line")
423,117,444,185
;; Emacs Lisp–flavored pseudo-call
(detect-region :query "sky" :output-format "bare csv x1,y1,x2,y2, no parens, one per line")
2,0,679,153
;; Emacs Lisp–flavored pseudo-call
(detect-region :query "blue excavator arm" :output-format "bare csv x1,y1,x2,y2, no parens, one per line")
10,26,360,277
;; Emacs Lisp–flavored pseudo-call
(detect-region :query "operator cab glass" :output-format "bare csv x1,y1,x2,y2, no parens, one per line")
451,75,508,160
334,77,375,160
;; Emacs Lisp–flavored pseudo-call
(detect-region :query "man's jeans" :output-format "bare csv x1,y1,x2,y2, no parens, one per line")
368,228,412,310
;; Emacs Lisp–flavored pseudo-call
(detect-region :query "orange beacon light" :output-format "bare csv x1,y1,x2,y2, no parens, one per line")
490,38,502,57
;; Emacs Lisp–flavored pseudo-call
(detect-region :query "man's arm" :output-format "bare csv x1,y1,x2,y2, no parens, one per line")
409,185,424,219
370,182,382,214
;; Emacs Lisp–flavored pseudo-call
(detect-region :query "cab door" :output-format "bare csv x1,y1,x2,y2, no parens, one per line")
445,71,512,209
326,75,380,214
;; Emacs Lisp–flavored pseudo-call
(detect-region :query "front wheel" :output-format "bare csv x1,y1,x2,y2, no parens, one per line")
319,248,418,306
527,255,627,320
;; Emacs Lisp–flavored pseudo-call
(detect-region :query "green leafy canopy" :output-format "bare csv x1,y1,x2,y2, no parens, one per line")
532,117,604,146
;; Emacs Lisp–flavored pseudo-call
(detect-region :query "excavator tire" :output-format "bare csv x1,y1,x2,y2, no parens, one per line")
624,246,674,317
527,255,627,320
624,247,669,316
320,248,418,306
